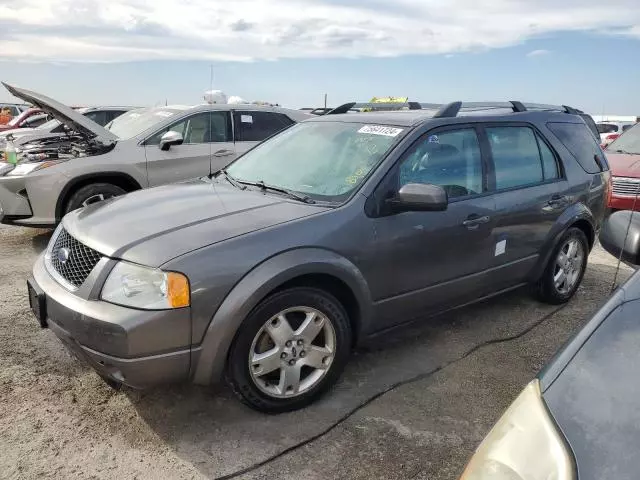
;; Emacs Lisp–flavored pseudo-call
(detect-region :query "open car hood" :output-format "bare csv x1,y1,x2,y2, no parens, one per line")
2,83,117,144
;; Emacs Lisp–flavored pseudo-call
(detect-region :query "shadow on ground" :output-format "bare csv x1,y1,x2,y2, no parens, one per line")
31,229,53,254
128,259,625,479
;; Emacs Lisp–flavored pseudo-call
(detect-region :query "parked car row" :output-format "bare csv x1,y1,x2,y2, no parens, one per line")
0,107,51,132
0,102,29,120
0,84,309,227
597,120,636,148
22,93,614,413
0,106,133,150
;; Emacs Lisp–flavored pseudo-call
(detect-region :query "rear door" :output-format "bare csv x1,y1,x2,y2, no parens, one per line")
232,110,294,158
145,111,234,186
482,124,566,288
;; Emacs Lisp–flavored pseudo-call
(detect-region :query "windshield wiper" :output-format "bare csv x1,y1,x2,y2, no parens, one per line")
237,179,316,204
212,169,246,190
613,149,640,155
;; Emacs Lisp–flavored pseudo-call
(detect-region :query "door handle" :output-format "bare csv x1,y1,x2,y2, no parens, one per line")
462,215,490,230
214,149,235,157
547,195,567,208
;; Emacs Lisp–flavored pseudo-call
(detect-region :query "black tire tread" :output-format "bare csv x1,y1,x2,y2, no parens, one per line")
64,183,126,214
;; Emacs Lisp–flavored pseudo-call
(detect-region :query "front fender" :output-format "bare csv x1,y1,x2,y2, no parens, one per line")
191,247,373,385
529,202,595,282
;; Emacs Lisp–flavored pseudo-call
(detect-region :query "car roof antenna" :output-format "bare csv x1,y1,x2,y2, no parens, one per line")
611,159,640,292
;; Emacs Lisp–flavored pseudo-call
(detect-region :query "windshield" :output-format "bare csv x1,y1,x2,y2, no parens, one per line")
609,123,640,154
106,108,183,139
226,121,405,202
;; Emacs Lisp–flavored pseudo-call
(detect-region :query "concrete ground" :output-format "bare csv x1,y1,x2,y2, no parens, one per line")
0,224,633,480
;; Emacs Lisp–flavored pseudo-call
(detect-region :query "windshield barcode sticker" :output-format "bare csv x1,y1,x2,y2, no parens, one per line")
358,125,404,137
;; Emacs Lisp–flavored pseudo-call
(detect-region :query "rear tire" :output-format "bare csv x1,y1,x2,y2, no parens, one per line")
227,287,352,413
536,227,589,304
64,183,126,214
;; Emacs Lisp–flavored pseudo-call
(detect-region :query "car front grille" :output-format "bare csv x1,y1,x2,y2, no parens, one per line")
48,228,103,288
612,177,640,197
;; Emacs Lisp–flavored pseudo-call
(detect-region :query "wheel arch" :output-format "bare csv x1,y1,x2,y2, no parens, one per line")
530,203,596,282
191,248,373,386
55,172,143,220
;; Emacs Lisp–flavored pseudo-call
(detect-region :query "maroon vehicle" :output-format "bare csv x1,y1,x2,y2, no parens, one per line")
0,108,50,132
606,123,640,211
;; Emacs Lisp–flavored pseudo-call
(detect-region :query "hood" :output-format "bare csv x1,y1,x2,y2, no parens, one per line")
606,152,640,178
63,180,328,267
2,83,117,144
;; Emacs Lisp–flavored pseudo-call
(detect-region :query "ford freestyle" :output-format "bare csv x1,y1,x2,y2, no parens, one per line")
28,101,610,412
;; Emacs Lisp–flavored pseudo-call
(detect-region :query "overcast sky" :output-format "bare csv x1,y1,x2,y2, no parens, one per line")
1,0,639,113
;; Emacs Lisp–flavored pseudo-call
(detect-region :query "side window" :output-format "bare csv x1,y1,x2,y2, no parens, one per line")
399,128,483,199
84,111,107,126
537,135,559,180
547,122,605,173
147,112,231,145
107,110,128,123
234,111,292,142
487,127,543,190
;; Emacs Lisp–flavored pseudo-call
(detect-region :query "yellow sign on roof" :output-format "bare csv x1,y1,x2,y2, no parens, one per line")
370,96,409,103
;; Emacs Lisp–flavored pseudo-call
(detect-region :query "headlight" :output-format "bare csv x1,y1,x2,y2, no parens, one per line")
460,380,575,480
6,161,61,176
101,261,190,310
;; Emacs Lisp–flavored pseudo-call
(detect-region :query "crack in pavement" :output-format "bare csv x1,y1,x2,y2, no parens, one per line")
216,303,568,480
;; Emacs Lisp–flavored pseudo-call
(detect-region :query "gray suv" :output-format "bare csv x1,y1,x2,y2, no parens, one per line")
28,101,610,412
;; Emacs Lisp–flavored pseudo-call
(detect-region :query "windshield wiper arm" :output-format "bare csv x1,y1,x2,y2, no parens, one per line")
212,169,246,190
238,180,316,204
613,149,640,155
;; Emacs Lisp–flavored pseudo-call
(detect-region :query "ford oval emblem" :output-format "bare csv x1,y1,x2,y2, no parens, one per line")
57,248,70,265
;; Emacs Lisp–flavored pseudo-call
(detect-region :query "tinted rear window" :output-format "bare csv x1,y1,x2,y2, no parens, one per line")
597,123,618,134
233,111,294,142
547,122,607,173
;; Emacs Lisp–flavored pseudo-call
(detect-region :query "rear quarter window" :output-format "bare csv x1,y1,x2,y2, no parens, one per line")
547,122,607,173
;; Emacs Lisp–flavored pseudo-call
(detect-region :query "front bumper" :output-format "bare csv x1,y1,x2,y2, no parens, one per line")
0,174,33,224
32,254,191,388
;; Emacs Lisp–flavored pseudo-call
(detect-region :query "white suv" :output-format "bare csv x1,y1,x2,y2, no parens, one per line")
597,121,636,148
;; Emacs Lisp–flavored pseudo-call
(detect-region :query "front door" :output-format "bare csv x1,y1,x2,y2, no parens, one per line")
365,126,498,329
482,124,566,289
145,111,234,186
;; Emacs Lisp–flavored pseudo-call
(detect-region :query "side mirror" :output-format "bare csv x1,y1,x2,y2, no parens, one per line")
388,183,448,212
159,130,184,151
600,210,640,266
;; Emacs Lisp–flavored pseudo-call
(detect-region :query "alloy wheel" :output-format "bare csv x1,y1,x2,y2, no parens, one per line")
553,238,585,295
81,193,114,207
248,306,336,398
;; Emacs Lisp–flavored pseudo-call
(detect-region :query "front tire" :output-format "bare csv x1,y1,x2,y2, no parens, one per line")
64,183,126,214
227,287,352,413
536,227,589,304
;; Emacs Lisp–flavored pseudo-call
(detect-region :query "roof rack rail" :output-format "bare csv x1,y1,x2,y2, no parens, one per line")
326,101,424,115
432,101,585,118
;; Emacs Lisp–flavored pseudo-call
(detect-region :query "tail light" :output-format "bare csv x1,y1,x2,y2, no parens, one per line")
605,134,620,142
605,172,613,205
